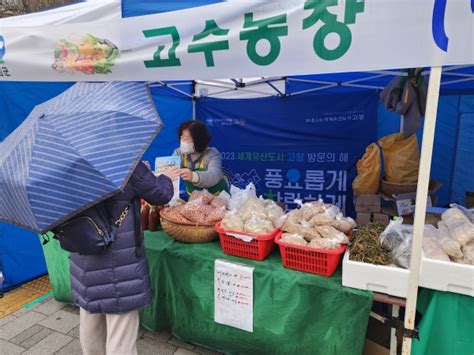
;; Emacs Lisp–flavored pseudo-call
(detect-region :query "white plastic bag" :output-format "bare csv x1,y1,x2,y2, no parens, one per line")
392,234,412,269
437,221,464,259
240,196,267,221
229,183,257,211
442,208,474,246
281,233,308,246
308,238,341,250
265,200,284,226
380,218,412,251
316,225,349,244
221,210,244,231
380,218,413,268
450,203,474,223
422,225,450,262
462,242,474,264
244,214,274,235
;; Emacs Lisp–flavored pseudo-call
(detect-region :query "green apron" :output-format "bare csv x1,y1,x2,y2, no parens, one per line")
182,154,229,196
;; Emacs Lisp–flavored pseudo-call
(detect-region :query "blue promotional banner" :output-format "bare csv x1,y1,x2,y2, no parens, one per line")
196,91,378,216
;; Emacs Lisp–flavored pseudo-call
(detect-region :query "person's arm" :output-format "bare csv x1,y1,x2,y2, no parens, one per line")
130,162,174,205
194,150,223,188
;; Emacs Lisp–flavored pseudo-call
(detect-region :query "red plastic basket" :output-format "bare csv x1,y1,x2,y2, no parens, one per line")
275,232,347,277
215,222,279,261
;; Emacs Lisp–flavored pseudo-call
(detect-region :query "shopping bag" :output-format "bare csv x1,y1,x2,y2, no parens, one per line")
352,143,381,195
378,133,419,184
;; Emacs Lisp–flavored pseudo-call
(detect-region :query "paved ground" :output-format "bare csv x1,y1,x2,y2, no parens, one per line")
0,297,222,355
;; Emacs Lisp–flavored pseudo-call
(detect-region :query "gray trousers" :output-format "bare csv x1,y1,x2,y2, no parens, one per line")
80,308,139,355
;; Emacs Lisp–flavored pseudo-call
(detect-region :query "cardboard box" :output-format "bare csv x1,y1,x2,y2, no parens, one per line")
363,340,389,355
356,206,372,213
373,213,390,224
355,195,381,206
356,212,372,226
380,181,443,216
355,195,381,213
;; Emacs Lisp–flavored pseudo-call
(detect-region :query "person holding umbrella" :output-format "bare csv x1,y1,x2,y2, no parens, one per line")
76,162,179,355
0,82,180,355
173,120,229,197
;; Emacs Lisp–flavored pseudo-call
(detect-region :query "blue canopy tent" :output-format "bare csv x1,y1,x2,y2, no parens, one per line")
0,0,473,299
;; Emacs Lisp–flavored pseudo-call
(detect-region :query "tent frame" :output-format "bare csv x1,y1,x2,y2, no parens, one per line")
149,66,458,354
2,3,473,354
150,66,474,100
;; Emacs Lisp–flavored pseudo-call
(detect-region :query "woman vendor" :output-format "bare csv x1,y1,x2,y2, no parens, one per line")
173,120,229,196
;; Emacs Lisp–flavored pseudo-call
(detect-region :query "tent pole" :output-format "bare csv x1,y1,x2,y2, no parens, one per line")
401,66,442,355
192,80,196,120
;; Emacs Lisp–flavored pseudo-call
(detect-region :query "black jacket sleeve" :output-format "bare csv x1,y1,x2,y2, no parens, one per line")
130,162,174,205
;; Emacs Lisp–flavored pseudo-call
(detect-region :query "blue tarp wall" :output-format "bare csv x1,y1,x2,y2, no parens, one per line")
0,0,473,291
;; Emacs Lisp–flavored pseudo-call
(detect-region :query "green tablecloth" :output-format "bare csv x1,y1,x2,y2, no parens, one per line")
41,231,372,354
412,289,474,355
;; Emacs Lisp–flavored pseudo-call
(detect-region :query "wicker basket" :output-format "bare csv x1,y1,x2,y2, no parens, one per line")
159,214,218,243
380,179,418,195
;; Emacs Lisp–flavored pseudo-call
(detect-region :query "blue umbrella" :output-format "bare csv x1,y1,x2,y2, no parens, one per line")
0,81,162,233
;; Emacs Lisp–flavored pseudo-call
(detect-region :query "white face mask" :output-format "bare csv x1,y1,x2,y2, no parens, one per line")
180,141,195,154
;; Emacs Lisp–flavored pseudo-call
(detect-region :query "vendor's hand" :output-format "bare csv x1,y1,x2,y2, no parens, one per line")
179,168,194,182
163,166,180,181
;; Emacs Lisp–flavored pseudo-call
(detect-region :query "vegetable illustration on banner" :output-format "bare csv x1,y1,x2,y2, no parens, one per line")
0,35,11,77
52,34,119,75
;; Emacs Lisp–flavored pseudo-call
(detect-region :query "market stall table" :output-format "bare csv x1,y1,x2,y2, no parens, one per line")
41,230,372,354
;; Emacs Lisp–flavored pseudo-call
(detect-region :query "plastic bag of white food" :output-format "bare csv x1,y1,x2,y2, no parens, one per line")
441,208,474,246
221,210,244,232
240,196,267,221
229,183,257,211
462,242,474,264
325,205,340,219
331,214,353,234
316,225,349,244
422,225,450,262
308,238,341,250
264,200,284,226
437,221,464,259
244,214,274,235
281,233,307,246
450,204,474,223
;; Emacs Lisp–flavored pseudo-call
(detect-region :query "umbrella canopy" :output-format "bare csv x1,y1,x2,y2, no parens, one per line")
0,81,162,233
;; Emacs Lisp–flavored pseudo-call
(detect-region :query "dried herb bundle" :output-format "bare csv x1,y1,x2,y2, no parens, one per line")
349,223,392,265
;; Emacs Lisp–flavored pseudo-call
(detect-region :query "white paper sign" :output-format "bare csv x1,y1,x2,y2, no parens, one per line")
214,259,254,332
155,156,181,205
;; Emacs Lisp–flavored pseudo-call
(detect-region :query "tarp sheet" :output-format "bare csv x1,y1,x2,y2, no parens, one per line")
197,91,378,215
413,289,474,355
0,224,46,292
0,82,71,291
41,230,373,355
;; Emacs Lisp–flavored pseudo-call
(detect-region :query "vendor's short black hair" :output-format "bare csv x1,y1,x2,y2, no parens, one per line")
178,120,212,153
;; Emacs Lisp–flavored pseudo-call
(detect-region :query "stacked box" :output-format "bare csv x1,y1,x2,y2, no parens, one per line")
355,195,389,225
355,195,381,213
